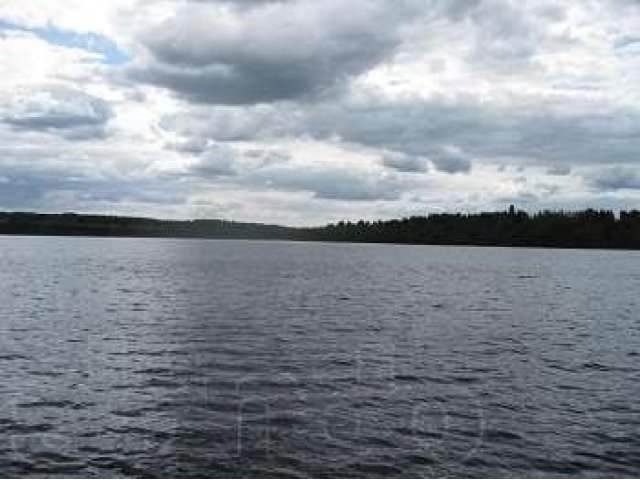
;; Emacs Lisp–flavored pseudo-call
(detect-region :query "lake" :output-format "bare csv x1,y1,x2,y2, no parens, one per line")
0,236,639,477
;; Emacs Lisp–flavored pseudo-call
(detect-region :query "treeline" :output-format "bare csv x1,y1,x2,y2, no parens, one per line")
0,212,295,240
1,208,640,249
305,208,640,249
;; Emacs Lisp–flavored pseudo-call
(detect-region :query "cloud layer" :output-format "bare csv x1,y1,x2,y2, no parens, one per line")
0,0,639,224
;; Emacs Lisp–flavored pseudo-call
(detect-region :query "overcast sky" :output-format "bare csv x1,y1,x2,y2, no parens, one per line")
0,0,639,225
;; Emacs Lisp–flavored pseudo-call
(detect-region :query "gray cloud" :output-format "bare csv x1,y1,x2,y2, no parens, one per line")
589,168,640,191
147,0,640,177
381,153,427,173
0,85,112,138
301,95,640,168
0,170,184,212
160,86,640,197
186,144,239,177
249,166,402,201
131,0,418,104
431,155,472,174
0,174,58,209
181,143,403,201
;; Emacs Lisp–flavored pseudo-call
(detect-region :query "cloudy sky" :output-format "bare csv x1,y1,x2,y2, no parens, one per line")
0,0,639,225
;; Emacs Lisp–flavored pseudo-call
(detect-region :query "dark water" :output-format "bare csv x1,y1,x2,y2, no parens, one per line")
0,236,639,478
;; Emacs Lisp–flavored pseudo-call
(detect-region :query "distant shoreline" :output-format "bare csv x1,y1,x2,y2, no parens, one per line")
3,233,640,254
1,208,639,250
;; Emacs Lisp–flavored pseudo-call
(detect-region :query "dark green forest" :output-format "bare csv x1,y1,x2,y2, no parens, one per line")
1,207,640,249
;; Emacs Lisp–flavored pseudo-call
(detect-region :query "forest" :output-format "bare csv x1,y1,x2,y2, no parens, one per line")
1,207,639,249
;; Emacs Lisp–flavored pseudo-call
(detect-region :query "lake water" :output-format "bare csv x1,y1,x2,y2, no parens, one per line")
0,236,638,477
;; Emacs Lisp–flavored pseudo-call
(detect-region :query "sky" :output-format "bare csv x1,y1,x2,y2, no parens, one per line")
0,0,639,225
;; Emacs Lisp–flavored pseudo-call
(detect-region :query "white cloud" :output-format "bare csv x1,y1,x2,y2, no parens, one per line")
0,30,100,87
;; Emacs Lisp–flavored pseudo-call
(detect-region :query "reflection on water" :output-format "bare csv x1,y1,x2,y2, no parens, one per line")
0,236,639,477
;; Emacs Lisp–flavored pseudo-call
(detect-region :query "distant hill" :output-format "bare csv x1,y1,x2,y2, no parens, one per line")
1,208,640,249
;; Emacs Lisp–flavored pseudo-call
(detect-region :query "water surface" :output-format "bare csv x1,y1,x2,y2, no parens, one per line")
0,236,639,477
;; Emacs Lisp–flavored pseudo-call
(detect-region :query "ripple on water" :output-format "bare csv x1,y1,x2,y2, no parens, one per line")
0,238,639,477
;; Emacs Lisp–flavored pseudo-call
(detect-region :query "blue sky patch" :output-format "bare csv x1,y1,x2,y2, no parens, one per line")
614,35,640,54
0,19,130,64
